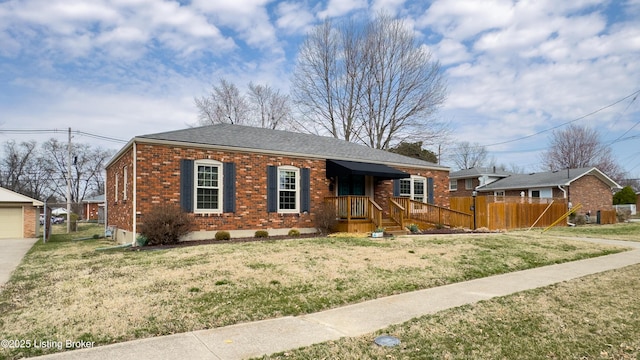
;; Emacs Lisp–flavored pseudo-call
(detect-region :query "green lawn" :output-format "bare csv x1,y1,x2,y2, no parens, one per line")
0,223,633,359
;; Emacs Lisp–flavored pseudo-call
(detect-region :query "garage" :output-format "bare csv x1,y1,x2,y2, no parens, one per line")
0,207,23,239
0,187,43,239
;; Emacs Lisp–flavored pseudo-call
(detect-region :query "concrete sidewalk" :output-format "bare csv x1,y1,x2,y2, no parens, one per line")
34,238,640,360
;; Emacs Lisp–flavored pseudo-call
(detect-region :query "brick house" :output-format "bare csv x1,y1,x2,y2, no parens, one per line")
82,194,104,222
449,167,513,197
475,167,621,219
105,124,451,244
0,186,43,239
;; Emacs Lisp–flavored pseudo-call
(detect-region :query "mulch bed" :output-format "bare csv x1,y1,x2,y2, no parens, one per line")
130,227,490,251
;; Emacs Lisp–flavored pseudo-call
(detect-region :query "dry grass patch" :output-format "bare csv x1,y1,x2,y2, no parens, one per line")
260,264,640,360
0,230,626,359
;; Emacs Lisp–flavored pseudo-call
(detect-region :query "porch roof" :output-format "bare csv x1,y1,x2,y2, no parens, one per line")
326,159,409,180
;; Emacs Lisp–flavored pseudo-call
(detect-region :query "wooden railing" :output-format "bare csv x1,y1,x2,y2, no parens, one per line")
325,196,383,229
393,197,473,229
389,199,405,227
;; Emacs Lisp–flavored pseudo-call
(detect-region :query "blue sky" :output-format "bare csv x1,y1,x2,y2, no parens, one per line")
1,0,639,179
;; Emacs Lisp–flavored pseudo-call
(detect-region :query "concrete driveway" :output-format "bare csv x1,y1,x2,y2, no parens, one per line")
0,238,38,287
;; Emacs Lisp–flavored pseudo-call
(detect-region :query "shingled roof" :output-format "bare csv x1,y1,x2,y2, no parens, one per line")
450,166,514,179
132,124,447,170
477,167,621,191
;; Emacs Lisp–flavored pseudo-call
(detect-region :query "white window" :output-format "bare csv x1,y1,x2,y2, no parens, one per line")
115,174,119,202
278,166,299,213
194,160,223,213
123,166,128,200
450,179,457,191
399,176,427,203
465,178,474,190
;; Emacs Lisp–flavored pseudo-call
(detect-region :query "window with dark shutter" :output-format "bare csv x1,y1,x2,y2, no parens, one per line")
180,159,194,212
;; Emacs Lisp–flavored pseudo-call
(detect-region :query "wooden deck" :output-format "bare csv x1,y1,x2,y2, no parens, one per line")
326,196,472,233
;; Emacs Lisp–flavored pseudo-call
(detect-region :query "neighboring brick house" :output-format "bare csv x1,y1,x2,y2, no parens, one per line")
449,167,513,197
105,124,450,243
82,194,104,222
476,167,621,218
0,186,43,239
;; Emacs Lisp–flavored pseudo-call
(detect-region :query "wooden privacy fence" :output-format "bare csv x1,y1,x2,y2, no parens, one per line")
450,196,571,230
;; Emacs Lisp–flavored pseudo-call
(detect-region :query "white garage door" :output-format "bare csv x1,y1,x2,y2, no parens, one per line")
0,207,23,239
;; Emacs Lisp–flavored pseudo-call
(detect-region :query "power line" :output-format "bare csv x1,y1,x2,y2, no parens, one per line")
481,89,640,148
0,128,128,144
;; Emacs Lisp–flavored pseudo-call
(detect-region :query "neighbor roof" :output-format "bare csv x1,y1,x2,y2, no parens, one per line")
450,167,514,179
120,124,447,170
0,186,44,206
477,167,621,191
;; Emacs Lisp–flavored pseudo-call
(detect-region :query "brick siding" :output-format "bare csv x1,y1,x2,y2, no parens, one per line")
23,205,38,238
569,175,614,215
106,142,449,238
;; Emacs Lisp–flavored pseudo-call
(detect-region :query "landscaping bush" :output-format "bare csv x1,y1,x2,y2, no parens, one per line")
138,205,193,246
315,202,338,235
254,230,269,238
574,214,586,225
215,231,231,241
288,228,301,237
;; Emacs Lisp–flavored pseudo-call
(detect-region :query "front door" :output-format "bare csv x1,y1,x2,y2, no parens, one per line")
337,175,366,196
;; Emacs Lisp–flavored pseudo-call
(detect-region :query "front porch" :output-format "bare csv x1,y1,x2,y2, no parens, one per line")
325,196,473,234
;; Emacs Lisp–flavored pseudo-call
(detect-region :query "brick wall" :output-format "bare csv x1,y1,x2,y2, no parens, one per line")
23,205,38,238
569,175,614,215
106,146,134,239
106,142,450,239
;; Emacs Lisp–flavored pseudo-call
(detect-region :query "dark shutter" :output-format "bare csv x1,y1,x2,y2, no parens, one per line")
267,165,277,212
427,177,434,204
301,168,310,213
223,162,236,213
180,159,194,212
393,179,400,197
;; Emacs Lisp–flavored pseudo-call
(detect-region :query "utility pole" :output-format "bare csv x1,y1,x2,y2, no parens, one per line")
67,127,71,233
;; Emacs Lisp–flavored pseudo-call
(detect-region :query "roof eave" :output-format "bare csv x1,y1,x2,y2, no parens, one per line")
122,137,449,171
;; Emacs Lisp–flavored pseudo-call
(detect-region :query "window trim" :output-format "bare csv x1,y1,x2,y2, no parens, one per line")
277,165,300,213
399,175,428,203
123,165,128,200
193,159,223,214
449,179,457,191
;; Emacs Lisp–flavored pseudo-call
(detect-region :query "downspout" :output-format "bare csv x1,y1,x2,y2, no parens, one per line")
132,141,137,245
558,185,567,200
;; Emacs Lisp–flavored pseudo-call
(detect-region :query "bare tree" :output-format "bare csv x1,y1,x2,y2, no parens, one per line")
0,140,37,194
195,79,292,130
450,141,489,170
195,79,250,126
292,14,447,149
541,124,626,182
247,82,292,129
41,139,113,211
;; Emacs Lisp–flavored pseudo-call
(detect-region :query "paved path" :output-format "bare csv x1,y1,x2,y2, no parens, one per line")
0,238,38,287
30,238,640,360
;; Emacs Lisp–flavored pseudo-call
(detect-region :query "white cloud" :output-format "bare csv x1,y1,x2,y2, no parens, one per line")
276,2,316,34
419,0,514,40
317,0,368,19
191,0,278,49
372,0,406,15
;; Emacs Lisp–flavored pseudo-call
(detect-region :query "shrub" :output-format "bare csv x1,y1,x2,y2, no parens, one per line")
138,205,193,246
315,202,339,235
288,228,301,237
215,231,231,241
574,214,586,225
407,223,420,233
254,230,269,238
